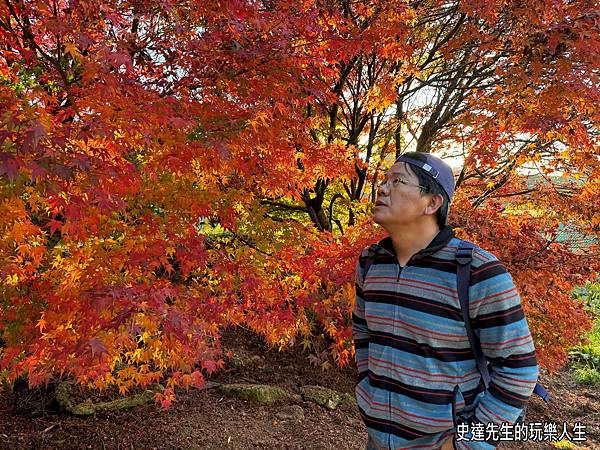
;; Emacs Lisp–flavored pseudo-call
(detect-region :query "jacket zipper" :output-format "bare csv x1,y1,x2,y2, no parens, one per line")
392,263,403,449
375,246,408,450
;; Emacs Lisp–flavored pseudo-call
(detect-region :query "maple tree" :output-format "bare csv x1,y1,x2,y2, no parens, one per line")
1,0,598,404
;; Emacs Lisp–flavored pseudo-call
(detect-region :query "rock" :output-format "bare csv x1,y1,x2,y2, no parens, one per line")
201,381,222,390
55,381,161,416
275,405,304,421
300,385,355,410
219,383,299,404
340,392,357,406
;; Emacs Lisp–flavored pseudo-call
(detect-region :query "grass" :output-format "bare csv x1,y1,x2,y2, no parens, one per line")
569,282,600,386
552,439,581,449
571,366,600,385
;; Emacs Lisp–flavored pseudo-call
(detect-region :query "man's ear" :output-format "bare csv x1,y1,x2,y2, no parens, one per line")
424,193,444,216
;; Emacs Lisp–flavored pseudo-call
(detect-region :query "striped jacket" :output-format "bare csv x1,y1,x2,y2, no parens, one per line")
352,227,539,449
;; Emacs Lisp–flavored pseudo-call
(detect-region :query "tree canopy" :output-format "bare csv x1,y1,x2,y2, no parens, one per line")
1,0,599,405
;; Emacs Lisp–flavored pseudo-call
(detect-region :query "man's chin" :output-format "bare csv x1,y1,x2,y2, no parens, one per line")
372,213,385,226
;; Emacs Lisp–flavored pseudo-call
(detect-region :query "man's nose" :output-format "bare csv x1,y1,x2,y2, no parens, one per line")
377,181,389,196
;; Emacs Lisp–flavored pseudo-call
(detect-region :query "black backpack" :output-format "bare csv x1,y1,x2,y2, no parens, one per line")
360,239,550,422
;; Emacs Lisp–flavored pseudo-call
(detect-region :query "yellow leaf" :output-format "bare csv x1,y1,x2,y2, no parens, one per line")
5,273,19,286
64,42,82,59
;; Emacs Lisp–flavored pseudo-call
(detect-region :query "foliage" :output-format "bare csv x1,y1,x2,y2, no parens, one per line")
572,281,600,317
570,366,600,386
569,283,600,386
569,342,600,371
1,0,599,403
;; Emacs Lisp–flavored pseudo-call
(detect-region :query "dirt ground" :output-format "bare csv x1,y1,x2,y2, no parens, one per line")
1,327,599,450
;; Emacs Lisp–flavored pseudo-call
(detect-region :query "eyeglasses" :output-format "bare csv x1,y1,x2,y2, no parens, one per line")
378,175,427,191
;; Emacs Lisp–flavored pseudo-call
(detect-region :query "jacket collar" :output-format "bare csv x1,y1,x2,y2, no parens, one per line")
377,226,455,263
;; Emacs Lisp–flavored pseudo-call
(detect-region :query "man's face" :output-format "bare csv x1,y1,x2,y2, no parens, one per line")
373,162,432,229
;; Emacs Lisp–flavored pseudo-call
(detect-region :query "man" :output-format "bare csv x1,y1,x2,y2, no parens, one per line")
352,152,539,449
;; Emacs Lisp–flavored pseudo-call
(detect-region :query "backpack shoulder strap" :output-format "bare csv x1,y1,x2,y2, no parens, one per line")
360,244,381,284
456,240,550,403
456,240,491,389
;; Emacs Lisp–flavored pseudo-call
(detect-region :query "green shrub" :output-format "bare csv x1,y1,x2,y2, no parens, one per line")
572,281,600,316
569,282,600,386
571,366,600,385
